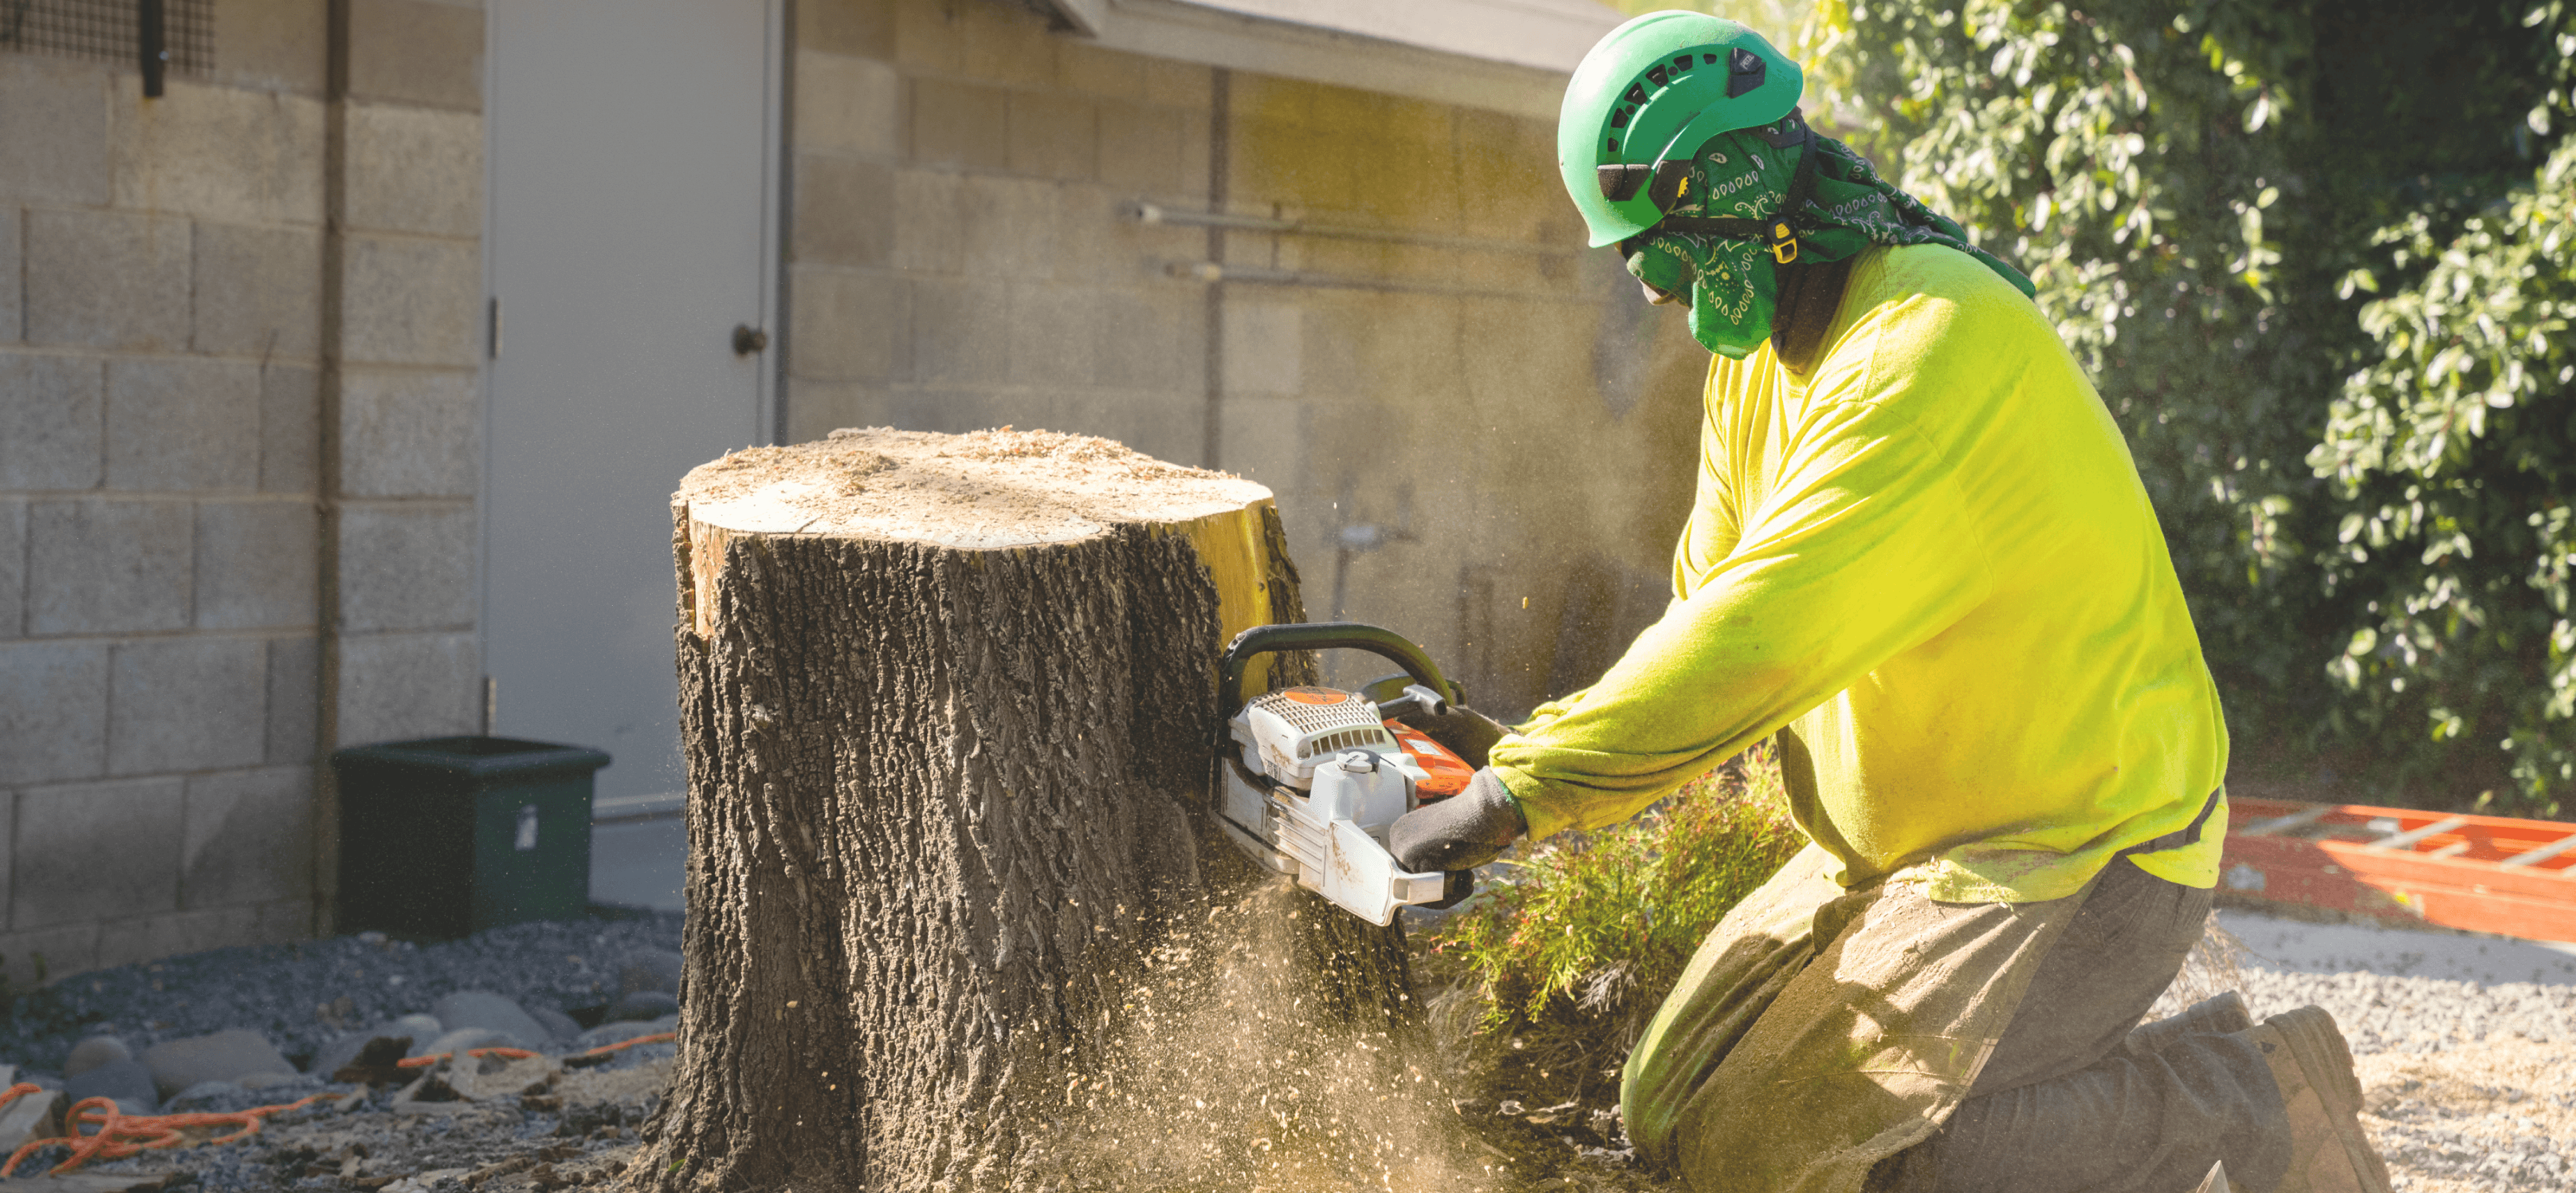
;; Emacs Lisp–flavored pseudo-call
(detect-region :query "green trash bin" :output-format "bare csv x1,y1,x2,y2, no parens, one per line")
332,736,613,939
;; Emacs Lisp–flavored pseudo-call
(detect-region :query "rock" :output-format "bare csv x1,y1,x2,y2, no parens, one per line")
310,1015,441,1077
0,1085,61,1147
236,1071,305,1092
63,1037,131,1079
604,989,677,1024
139,1029,296,1100
411,1028,511,1061
431,991,547,1050
63,1058,156,1113
165,1081,244,1110
616,949,682,998
528,1006,582,1042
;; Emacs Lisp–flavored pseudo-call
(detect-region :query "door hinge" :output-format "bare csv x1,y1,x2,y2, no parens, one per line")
488,296,503,360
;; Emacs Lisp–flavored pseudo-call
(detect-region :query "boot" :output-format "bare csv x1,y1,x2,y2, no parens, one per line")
2241,1007,2392,1193
2126,991,2253,1058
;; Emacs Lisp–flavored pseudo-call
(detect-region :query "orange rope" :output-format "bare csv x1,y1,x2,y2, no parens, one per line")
0,1031,679,1177
0,1084,336,1178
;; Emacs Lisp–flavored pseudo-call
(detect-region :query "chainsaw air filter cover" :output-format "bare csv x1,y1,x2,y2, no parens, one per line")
1241,686,1396,787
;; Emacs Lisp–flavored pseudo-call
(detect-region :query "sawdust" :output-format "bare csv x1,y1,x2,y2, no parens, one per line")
1029,886,1513,1192
678,427,1266,550
2357,1038,2576,1191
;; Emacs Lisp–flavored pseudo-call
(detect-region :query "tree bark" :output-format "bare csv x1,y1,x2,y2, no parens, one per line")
640,429,1424,1192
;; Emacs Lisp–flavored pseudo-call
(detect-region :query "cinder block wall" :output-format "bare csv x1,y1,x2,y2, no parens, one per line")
0,0,486,983
785,0,1712,715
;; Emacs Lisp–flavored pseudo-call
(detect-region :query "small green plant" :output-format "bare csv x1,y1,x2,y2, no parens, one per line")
1423,744,1805,1082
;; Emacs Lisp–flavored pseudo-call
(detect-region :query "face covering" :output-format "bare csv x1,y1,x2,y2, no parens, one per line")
1623,114,2038,358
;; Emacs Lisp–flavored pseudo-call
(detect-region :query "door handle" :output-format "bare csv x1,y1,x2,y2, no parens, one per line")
732,324,769,355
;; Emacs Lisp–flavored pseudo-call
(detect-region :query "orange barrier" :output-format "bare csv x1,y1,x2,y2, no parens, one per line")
0,1031,679,1178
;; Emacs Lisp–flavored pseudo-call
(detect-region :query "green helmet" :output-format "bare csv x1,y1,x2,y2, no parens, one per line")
1557,11,1805,248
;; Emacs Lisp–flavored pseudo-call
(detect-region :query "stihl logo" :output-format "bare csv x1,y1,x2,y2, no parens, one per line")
1282,687,1351,705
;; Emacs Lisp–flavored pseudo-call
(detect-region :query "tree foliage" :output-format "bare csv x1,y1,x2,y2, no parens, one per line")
1628,0,2569,810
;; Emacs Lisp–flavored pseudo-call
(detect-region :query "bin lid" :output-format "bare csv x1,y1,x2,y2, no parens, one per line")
330,736,613,781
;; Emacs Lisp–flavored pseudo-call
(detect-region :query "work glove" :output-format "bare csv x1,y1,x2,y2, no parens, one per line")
1402,704,1511,770
1389,768,1527,874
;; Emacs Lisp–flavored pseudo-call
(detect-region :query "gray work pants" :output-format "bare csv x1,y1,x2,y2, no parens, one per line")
1896,858,2293,1192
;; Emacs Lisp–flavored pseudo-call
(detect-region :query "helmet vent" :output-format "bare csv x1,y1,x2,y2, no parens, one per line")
1727,47,1766,98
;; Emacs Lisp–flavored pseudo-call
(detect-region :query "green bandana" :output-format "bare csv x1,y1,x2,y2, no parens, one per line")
1623,115,2037,358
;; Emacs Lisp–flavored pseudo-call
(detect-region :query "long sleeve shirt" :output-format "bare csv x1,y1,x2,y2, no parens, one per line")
1487,243,2229,903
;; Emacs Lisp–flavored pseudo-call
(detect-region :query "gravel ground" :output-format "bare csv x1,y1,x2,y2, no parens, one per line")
7,906,2575,1190
0,911,682,1076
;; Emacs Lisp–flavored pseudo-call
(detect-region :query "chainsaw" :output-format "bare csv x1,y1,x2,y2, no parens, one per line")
1212,622,1478,926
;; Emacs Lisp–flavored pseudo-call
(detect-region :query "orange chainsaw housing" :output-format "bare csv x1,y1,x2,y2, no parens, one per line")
1384,720,1473,801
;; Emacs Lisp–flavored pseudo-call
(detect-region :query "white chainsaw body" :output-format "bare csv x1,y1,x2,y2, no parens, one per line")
1216,687,1450,926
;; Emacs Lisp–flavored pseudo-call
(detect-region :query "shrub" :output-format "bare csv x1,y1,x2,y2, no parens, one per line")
1423,743,1805,1071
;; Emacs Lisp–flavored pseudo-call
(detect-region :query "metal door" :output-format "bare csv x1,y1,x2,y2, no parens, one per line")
483,0,780,803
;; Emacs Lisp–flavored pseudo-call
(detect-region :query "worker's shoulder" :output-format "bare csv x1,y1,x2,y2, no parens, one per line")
1846,243,2047,340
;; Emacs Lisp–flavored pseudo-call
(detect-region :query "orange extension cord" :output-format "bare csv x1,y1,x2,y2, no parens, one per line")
0,1032,677,1178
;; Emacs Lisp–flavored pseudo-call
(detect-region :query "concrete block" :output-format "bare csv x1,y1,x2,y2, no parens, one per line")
347,0,485,112
890,168,963,273
0,641,108,784
1143,59,1211,111
260,365,321,493
340,236,480,367
252,897,311,945
956,0,1056,88
1097,101,1183,197
0,923,98,988
346,103,482,236
181,766,314,909
891,0,963,75
908,277,1009,387
195,501,318,630
0,499,20,638
792,154,894,267
334,631,477,747
959,174,1056,280
1007,91,1094,181
105,358,262,492
799,0,893,60
264,637,319,764
0,56,111,204
337,503,474,632
783,379,881,444
795,52,900,157
1216,396,1309,492
1222,302,1303,396
0,351,104,489
107,637,268,775
910,77,1008,171
26,499,192,635
25,209,191,351
788,268,904,382
13,777,183,929
213,0,332,95
1006,284,1098,387
95,905,262,971
1058,43,1147,102
1097,287,1202,393
341,368,477,497
0,206,17,342
109,79,327,223
192,222,323,357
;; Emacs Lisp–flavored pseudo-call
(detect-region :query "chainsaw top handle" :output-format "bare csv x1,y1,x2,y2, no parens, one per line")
1216,622,1456,717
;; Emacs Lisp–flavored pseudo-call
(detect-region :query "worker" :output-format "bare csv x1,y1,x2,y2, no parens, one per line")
1388,12,2391,1192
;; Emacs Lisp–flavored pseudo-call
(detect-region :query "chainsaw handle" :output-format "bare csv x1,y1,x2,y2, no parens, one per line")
1217,622,1456,716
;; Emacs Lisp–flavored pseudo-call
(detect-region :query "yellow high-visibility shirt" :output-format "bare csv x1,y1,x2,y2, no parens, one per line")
1488,243,2228,902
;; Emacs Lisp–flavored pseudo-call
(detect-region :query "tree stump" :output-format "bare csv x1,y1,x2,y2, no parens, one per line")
643,428,1434,1193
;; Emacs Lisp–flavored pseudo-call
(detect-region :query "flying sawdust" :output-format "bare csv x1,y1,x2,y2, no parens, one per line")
1025,884,1518,1192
